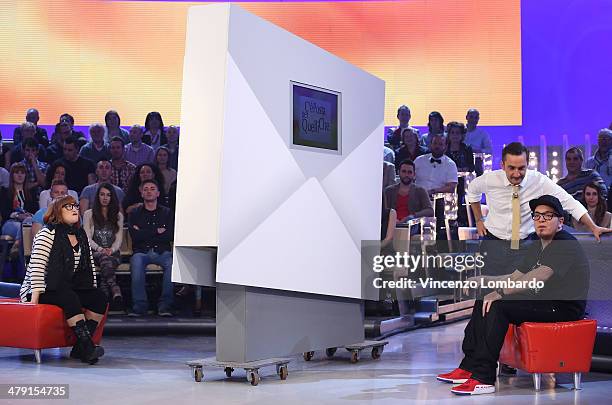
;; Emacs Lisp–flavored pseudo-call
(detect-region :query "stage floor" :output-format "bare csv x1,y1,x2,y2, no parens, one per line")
1,321,611,404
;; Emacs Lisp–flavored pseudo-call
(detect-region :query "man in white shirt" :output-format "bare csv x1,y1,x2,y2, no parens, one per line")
468,142,611,275
415,134,458,239
585,128,612,188
464,109,492,176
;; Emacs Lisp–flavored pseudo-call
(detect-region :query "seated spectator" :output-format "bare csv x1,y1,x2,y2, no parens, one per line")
46,121,72,163
382,160,396,190
0,129,11,169
109,136,136,191
383,146,395,165
12,108,49,147
104,110,129,145
83,183,124,308
54,136,96,194
572,182,612,230
557,147,607,202
387,105,419,150
19,138,48,192
162,125,179,171
20,194,106,365
52,113,86,148
384,159,434,223
125,125,155,166
415,133,458,196
39,162,79,209
446,122,475,227
32,179,69,235
0,166,8,188
420,111,445,149
437,195,589,395
79,123,111,164
79,160,125,214
143,112,167,149
128,179,174,317
155,147,176,195
464,109,492,176
0,163,38,261
395,127,427,172
585,128,612,187
122,163,166,215
446,122,475,173
9,122,47,165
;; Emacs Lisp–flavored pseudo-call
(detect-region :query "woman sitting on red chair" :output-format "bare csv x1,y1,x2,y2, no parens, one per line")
19,195,107,364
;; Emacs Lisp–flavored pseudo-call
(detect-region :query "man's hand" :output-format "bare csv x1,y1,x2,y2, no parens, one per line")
476,220,487,237
591,225,612,242
482,291,502,317
132,225,140,230
157,227,166,234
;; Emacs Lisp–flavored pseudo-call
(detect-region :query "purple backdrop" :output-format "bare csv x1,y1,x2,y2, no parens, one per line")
2,0,611,167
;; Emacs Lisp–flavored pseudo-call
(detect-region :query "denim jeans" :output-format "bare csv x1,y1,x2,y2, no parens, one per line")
130,249,174,314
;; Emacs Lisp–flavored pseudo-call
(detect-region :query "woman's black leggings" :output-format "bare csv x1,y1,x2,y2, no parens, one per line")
39,288,108,319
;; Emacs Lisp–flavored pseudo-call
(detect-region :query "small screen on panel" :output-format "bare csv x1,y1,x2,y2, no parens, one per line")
291,82,341,153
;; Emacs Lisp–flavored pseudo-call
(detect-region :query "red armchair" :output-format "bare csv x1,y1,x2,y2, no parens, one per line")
0,298,108,363
498,320,597,390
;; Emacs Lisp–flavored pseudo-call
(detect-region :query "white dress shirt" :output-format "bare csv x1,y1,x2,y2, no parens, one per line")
414,153,458,192
467,169,588,240
465,127,492,154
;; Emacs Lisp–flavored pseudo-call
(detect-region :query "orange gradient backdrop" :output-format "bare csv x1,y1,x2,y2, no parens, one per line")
0,0,521,128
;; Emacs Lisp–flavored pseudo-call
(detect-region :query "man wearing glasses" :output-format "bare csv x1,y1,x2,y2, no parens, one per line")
436,195,590,395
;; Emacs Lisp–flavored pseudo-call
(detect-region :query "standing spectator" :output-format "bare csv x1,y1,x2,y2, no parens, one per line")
0,163,38,261
79,160,125,214
571,182,612,230
585,128,612,188
9,122,47,165
122,163,166,215
12,108,49,147
79,123,111,164
125,125,154,166
395,127,427,172
143,112,167,149
45,121,72,163
557,147,607,203
83,183,124,307
420,111,446,149
104,110,129,144
39,162,79,209
155,147,176,195
20,138,48,191
162,125,179,171
387,105,419,150
128,179,174,317
54,136,96,194
464,109,492,176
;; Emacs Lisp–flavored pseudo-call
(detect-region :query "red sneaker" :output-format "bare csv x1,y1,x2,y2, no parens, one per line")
451,378,495,395
436,368,472,384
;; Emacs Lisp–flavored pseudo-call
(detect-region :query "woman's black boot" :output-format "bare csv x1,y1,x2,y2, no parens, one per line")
71,320,104,364
70,319,101,359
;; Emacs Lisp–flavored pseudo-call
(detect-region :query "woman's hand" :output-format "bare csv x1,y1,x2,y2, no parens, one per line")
30,292,40,305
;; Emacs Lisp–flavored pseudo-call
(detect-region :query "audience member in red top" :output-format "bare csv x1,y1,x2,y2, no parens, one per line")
384,159,434,223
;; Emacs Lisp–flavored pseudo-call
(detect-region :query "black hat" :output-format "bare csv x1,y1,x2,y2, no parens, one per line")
529,195,565,217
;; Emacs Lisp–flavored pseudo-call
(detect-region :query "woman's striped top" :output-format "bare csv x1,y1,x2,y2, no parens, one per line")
19,227,97,302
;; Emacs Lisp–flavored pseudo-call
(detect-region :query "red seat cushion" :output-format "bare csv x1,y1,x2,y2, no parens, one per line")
499,320,597,373
0,300,107,350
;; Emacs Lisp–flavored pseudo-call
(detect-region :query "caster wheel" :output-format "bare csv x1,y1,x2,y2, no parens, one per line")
325,348,337,358
249,371,260,386
350,351,360,364
279,365,288,381
371,347,381,360
303,351,314,361
193,367,203,382
225,367,234,378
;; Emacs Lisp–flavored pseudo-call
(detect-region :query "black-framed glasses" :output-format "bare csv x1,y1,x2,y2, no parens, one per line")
62,203,80,211
531,212,559,221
